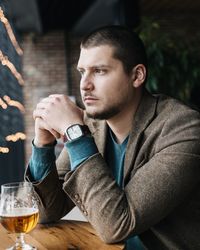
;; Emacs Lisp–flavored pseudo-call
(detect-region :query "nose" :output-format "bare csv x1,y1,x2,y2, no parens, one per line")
80,73,94,91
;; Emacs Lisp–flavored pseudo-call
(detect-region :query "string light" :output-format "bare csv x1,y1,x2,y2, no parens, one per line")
0,7,23,56
0,147,9,153
3,95,25,113
0,50,24,85
0,97,8,109
6,132,26,142
0,6,25,153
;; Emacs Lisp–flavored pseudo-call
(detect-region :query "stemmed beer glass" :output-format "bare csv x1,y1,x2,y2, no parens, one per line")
0,181,39,250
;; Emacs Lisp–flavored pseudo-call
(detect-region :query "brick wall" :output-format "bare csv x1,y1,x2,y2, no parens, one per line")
22,31,78,163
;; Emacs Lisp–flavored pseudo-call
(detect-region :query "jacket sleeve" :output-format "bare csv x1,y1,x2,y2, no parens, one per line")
25,146,75,223
61,108,200,243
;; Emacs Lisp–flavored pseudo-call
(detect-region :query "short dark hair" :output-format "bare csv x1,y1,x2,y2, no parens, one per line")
81,25,148,75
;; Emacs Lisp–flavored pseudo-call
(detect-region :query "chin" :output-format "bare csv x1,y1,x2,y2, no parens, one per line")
85,108,103,119
86,109,119,120
86,110,100,119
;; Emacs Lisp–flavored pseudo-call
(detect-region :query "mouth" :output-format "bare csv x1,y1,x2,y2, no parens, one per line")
83,95,98,104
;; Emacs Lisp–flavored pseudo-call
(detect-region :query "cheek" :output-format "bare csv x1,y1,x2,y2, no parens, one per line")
114,81,131,95
80,89,84,99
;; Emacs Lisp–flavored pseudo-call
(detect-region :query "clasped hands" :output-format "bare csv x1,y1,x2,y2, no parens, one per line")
33,94,84,147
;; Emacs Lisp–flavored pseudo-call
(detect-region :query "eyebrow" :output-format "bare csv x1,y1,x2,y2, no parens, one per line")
77,64,112,70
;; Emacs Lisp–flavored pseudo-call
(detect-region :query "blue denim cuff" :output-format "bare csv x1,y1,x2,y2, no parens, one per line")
29,141,56,181
31,141,56,164
65,136,98,171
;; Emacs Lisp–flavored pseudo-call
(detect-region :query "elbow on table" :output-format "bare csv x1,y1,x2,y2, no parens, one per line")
95,215,135,244
97,227,128,244
99,214,137,244
101,236,119,244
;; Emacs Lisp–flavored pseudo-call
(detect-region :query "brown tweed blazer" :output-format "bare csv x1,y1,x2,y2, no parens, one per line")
29,90,200,250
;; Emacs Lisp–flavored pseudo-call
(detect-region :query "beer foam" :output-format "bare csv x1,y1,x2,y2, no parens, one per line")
0,208,38,217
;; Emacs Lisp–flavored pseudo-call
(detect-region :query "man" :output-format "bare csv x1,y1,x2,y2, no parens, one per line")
27,26,200,249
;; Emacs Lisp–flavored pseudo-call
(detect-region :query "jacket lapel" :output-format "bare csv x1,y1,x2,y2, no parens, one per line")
86,118,107,157
124,90,158,183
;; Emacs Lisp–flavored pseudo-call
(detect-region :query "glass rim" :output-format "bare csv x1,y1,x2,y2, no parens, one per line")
1,181,33,189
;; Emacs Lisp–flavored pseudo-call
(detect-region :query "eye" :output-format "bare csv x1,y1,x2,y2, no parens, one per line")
94,68,106,75
77,69,84,76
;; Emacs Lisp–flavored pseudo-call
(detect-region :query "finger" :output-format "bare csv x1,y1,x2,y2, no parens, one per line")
36,96,59,111
37,97,53,105
48,94,70,103
44,122,61,138
49,94,63,98
36,118,61,138
33,109,45,120
36,96,65,109
50,129,61,139
36,102,52,110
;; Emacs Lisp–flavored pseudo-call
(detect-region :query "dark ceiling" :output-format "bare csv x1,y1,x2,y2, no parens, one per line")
36,0,94,31
3,0,200,37
3,0,139,35
36,0,139,35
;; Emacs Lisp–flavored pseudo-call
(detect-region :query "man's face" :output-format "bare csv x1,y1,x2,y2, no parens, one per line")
77,45,135,120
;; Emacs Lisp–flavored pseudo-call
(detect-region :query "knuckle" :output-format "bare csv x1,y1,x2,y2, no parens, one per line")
55,96,61,102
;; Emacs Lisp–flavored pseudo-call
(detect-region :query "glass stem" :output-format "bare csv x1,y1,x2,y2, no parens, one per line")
15,233,26,248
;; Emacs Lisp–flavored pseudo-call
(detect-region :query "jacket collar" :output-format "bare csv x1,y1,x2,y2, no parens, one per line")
124,89,158,182
86,89,158,180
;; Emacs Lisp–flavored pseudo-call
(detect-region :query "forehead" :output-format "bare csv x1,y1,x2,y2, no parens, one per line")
77,45,116,68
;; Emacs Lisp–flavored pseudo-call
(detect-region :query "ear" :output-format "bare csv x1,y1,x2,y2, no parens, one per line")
131,64,146,88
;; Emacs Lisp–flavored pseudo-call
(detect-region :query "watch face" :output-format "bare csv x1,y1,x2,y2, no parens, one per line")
68,125,83,140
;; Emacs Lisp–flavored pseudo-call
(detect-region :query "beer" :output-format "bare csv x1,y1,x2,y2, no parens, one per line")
0,208,39,233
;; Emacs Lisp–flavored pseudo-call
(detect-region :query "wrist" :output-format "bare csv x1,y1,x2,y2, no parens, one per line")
33,138,56,148
61,121,84,135
64,124,91,142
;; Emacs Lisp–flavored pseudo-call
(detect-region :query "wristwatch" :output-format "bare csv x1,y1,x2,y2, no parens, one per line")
65,124,91,141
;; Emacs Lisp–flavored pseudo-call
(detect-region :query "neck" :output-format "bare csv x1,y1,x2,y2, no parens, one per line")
106,89,142,144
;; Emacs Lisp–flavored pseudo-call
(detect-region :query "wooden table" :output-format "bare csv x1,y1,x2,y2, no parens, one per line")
0,220,125,250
